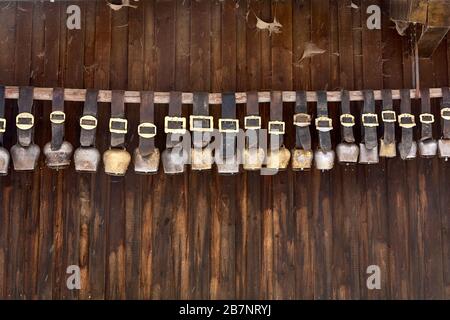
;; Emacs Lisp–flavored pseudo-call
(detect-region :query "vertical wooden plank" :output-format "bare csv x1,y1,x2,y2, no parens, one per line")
270,0,295,300
188,0,212,299
443,36,450,298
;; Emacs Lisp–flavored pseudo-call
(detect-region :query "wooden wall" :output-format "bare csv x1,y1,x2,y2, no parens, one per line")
0,0,449,299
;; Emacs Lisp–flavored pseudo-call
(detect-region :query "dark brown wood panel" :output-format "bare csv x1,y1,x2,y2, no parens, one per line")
0,0,449,300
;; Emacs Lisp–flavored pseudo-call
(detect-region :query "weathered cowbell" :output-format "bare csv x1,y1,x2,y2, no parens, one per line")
359,144,379,164
418,140,437,158
336,142,359,165
10,143,40,171
399,141,417,160
291,148,313,171
314,149,335,171
191,147,213,171
379,139,397,158
43,141,73,170
438,139,450,160
243,148,265,171
217,154,239,175
134,148,160,174
265,147,291,170
162,147,189,174
103,148,131,176
0,146,10,176
74,147,101,173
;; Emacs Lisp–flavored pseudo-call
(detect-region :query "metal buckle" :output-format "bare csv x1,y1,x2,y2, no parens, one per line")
268,121,285,135
315,116,333,132
340,114,355,127
218,118,239,133
0,118,6,133
398,113,416,128
441,107,450,120
190,115,214,132
244,115,261,130
138,122,157,139
362,113,379,127
419,113,435,124
50,111,66,124
382,110,396,123
80,115,98,130
16,112,34,130
293,113,311,127
164,116,186,134
109,118,128,134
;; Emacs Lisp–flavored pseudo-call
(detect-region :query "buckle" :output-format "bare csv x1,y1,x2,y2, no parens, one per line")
362,113,379,127
419,113,435,124
0,118,6,133
315,116,333,132
16,112,34,130
441,107,450,120
80,115,98,130
189,115,214,132
382,110,396,123
244,115,261,130
50,111,66,124
340,114,355,127
293,113,311,127
398,113,416,128
164,116,186,134
218,118,239,133
109,118,128,134
268,121,285,135
138,122,157,138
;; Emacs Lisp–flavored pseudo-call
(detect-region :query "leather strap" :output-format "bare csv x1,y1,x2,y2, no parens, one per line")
138,91,155,156
166,91,183,149
381,89,395,144
340,90,355,143
399,89,414,157
192,92,210,148
110,90,126,148
316,91,332,151
0,86,5,146
221,92,237,159
295,91,311,150
362,90,377,150
420,88,433,141
441,87,450,139
270,91,283,149
51,88,65,150
17,86,34,147
246,91,260,149
80,89,98,147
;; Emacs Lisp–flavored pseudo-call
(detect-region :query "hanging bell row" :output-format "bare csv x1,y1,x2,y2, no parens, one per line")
1,86,450,177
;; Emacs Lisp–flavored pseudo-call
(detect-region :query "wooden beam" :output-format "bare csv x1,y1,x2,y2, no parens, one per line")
2,86,449,104
390,0,427,24
428,0,450,27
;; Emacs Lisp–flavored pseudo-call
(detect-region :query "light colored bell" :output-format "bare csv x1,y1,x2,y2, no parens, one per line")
314,149,335,171
266,147,291,170
134,148,160,174
103,148,131,176
74,147,101,173
0,146,10,176
418,140,437,158
191,147,213,171
379,139,397,158
336,142,359,165
291,148,313,171
399,141,417,160
243,147,265,171
217,155,239,175
359,143,379,164
43,141,73,170
162,147,189,174
10,143,40,171
438,139,450,161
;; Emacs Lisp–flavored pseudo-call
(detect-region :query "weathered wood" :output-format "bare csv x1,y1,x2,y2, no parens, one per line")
418,26,450,58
